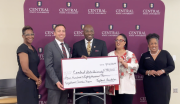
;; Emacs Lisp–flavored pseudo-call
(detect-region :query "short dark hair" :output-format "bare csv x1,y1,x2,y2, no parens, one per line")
54,24,66,31
22,26,33,35
115,33,128,50
146,33,159,44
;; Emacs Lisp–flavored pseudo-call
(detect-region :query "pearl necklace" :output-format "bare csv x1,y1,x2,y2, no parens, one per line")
150,50,159,55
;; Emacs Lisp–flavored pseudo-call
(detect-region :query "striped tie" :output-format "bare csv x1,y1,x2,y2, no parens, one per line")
61,43,67,58
87,41,91,56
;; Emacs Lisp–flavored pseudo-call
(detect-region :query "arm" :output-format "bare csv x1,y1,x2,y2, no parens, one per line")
101,41,108,56
125,53,139,73
163,51,175,74
138,54,146,75
44,45,64,90
137,54,157,77
44,45,59,85
18,53,39,82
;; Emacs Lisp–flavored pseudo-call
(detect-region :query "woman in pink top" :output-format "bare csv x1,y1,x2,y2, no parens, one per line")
106,34,139,104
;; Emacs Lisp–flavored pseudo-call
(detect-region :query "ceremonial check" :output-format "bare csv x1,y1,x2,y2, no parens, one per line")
61,56,120,89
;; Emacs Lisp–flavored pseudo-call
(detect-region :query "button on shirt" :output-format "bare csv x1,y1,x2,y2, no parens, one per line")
55,38,69,58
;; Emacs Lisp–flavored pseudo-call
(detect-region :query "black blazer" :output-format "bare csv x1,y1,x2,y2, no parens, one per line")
72,38,108,92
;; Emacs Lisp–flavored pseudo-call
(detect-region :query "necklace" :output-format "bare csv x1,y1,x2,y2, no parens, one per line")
150,50,159,55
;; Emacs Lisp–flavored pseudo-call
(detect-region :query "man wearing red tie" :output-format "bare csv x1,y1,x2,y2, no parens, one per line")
44,24,70,104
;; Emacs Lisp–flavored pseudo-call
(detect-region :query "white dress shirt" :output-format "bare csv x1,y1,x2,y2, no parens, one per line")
85,38,93,48
55,38,69,58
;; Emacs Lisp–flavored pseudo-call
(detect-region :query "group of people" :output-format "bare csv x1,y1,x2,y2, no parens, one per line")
16,24,175,104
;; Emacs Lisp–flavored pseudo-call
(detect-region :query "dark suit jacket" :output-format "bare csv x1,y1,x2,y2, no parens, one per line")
72,38,108,92
44,40,70,90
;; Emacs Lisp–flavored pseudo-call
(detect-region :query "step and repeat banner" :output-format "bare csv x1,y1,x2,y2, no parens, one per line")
24,0,165,104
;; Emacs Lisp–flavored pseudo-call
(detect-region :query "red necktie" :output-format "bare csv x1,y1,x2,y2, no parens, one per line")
61,43,67,58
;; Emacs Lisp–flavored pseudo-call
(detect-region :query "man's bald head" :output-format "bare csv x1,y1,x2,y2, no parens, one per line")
83,25,94,41
83,25,94,31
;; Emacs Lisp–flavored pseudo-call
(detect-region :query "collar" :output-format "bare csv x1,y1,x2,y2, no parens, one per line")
55,38,64,45
85,38,93,43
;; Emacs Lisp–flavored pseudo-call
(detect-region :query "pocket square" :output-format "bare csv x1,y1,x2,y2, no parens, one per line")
95,50,99,52
145,57,150,59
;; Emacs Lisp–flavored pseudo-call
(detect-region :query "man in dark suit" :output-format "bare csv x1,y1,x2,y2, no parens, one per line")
44,24,70,104
72,25,108,104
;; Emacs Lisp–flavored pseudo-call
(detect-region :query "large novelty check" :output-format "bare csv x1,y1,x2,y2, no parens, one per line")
61,56,120,89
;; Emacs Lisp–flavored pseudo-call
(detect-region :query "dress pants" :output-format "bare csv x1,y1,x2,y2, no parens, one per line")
47,89,68,104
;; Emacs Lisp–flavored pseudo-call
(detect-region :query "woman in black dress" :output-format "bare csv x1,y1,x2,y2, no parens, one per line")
16,26,42,104
138,33,175,104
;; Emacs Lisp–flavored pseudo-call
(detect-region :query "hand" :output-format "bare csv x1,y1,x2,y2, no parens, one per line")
36,80,41,89
149,70,157,77
56,81,65,90
118,57,128,68
36,76,42,89
81,55,87,59
156,70,165,76
118,57,124,63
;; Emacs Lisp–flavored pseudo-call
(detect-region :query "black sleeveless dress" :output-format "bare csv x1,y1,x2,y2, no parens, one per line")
16,44,40,104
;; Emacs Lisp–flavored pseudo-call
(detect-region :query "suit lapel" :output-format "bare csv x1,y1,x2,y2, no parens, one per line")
81,40,88,57
53,40,64,58
90,39,96,57
64,43,71,58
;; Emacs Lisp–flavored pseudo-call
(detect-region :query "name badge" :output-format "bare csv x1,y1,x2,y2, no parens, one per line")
145,57,150,59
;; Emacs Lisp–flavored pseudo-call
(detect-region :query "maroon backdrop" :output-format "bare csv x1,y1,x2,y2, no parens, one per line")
24,0,165,104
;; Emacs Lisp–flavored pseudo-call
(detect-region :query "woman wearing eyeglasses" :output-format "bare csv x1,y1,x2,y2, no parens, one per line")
16,26,42,104
106,34,139,104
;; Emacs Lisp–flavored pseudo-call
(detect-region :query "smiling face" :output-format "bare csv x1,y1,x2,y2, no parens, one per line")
23,29,34,44
83,25,94,41
115,35,126,49
148,38,159,52
54,26,66,42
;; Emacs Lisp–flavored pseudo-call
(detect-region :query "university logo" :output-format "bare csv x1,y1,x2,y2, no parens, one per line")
123,3,127,8
38,94,42,100
67,2,71,8
29,1,49,14
81,24,85,30
136,25,140,30
135,74,143,80
38,48,43,53
109,25,113,30
37,1,42,7
140,97,146,102
95,2,100,8
150,3,154,9
52,24,56,30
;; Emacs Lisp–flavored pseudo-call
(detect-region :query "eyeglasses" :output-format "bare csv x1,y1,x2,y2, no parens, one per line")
115,39,125,42
24,34,35,37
